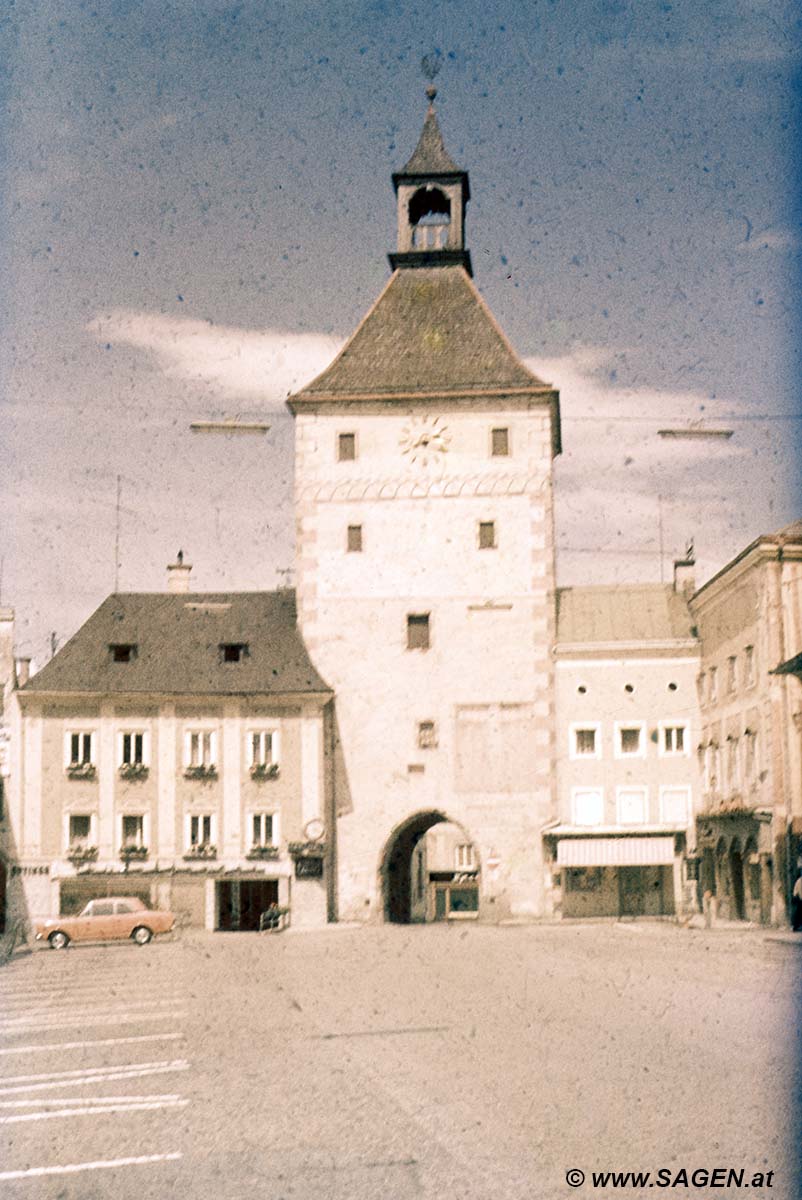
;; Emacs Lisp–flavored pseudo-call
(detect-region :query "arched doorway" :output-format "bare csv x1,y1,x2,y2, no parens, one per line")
381,811,479,924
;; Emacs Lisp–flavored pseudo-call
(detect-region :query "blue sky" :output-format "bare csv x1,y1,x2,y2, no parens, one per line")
2,1,800,661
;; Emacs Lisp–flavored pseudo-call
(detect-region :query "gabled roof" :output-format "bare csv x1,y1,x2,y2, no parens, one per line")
288,267,551,404
556,585,697,646
397,106,464,177
22,591,331,697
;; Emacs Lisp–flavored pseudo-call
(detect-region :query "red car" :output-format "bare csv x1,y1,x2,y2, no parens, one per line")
35,897,175,949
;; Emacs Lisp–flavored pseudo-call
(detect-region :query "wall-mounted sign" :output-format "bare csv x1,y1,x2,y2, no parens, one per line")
295,856,324,879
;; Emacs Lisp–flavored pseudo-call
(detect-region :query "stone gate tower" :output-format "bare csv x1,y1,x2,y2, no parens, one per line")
287,91,561,922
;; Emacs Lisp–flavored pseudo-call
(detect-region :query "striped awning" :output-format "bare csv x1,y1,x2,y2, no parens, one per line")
556,836,676,867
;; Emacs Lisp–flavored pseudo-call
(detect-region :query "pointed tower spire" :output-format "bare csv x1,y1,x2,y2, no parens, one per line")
390,79,471,275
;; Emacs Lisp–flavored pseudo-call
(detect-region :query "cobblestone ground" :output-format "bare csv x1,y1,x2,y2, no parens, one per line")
0,922,797,1200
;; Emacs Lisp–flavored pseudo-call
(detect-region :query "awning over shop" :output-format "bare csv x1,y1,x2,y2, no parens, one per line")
556,836,676,867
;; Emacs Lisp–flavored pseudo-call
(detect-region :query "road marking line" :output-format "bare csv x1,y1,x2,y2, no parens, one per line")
1,1058,187,1084
314,1025,450,1039
1,1000,184,1023
0,1099,189,1123
0,1093,183,1107
0,1032,184,1056
0,1011,188,1033
0,1151,183,1181
0,1061,190,1094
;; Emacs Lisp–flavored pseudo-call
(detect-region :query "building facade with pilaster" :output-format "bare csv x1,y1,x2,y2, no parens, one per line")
9,568,333,931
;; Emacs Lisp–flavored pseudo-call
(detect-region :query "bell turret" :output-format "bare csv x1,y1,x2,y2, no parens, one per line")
389,86,472,275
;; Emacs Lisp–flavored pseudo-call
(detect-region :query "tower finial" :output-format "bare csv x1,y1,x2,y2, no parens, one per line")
421,52,442,107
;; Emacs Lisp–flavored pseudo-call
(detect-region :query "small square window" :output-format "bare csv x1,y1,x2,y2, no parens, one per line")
338,433,356,462
573,727,597,756
221,643,248,663
491,427,510,457
110,643,137,663
407,613,430,651
661,725,686,755
122,814,145,848
347,525,363,553
478,521,496,550
619,726,643,756
69,814,91,845
418,720,437,749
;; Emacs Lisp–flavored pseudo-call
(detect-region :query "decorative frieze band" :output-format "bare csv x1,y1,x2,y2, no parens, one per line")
296,472,548,504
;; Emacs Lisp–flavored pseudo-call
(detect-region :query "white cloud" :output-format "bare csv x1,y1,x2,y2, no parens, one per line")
87,310,344,406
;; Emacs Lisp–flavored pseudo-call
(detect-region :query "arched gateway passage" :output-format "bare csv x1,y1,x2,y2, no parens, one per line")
381,810,480,924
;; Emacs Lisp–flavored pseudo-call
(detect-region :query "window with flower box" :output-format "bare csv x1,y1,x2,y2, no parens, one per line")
65,812,97,858
65,731,96,777
184,813,216,857
184,729,218,777
247,730,280,779
119,813,148,858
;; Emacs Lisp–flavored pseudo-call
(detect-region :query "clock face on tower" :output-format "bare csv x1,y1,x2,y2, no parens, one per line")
399,415,450,469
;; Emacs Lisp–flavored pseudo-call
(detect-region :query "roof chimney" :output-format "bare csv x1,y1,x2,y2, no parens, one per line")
15,657,31,688
673,539,696,598
167,550,193,594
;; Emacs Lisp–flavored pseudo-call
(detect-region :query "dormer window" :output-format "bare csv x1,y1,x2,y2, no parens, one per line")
221,643,248,663
110,643,137,663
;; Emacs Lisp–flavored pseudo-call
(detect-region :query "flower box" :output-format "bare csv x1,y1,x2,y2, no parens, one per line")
67,764,96,781
182,844,218,861
246,844,280,861
184,765,218,781
119,763,149,781
259,904,290,932
250,763,280,781
68,844,98,865
119,845,148,862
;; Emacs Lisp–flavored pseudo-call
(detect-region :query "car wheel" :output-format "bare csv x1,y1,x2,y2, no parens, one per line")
49,931,69,950
132,925,153,946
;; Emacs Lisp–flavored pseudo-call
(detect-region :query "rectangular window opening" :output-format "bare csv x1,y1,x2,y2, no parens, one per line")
338,432,356,462
418,720,437,749
619,726,642,756
121,731,146,766
478,521,496,550
347,524,363,553
574,727,597,756
189,814,213,847
69,732,93,766
406,613,430,651
252,813,275,847
122,814,145,848
491,427,510,457
69,814,91,844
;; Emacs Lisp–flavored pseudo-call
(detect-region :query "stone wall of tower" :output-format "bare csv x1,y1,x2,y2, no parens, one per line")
294,399,558,921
